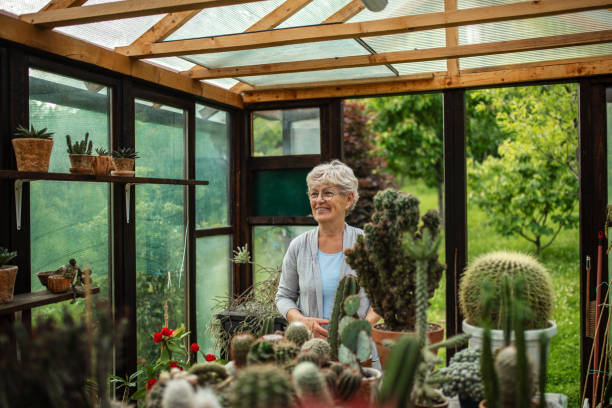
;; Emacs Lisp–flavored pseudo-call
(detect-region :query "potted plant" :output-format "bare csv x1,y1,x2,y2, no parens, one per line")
66,133,93,174
430,347,484,408
458,251,556,377
112,147,139,177
0,247,18,304
91,147,115,176
12,124,54,172
345,189,445,366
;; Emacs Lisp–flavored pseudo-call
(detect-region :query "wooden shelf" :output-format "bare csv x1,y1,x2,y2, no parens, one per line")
0,170,208,185
0,287,100,315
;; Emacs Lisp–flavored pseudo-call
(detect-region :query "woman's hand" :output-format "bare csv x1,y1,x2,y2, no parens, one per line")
301,317,329,338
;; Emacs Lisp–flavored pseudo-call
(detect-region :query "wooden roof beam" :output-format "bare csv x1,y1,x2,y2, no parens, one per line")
445,0,459,76
181,30,612,79
116,0,612,58
21,0,264,27
40,0,87,12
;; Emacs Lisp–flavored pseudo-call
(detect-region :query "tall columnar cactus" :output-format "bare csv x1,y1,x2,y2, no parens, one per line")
337,295,372,370
188,362,229,387
230,365,294,408
328,274,360,358
292,361,333,406
459,251,553,329
345,189,444,331
284,321,311,347
378,335,423,407
230,333,255,368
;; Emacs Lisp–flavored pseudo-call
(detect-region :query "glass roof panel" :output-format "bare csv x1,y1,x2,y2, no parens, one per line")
204,78,240,89
460,43,612,70
460,11,612,45
391,60,446,76
361,29,445,54
239,65,394,86
144,57,195,72
166,0,285,41
183,39,369,68
277,0,351,28
459,0,517,9
0,0,48,14
348,0,443,22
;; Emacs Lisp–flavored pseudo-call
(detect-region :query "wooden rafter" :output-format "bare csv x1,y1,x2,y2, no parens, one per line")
241,55,612,103
115,0,612,58
21,0,264,27
181,30,612,79
127,10,202,47
40,0,86,12
445,0,459,76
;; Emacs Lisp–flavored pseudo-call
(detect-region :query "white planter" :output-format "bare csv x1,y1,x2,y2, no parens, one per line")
462,319,557,378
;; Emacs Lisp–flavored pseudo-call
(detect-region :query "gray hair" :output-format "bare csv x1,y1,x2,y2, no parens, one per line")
306,160,359,211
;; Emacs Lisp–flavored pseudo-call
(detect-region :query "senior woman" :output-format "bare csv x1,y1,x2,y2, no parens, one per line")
275,160,381,365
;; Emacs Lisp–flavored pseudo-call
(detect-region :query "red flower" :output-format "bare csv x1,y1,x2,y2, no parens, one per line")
146,378,158,391
205,353,216,362
190,343,200,353
169,361,183,370
153,332,163,343
161,327,173,337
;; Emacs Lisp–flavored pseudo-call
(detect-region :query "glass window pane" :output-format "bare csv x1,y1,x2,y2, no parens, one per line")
252,108,320,156
135,100,186,366
196,104,230,229
253,169,311,216
253,226,312,283
196,235,231,356
28,68,110,321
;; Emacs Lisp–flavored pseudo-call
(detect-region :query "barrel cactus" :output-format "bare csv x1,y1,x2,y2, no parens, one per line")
230,365,294,408
296,350,322,366
292,361,333,406
273,340,299,365
230,333,255,368
328,274,360,358
459,251,554,329
188,362,228,387
284,321,311,347
300,338,331,364
336,367,362,402
247,339,275,365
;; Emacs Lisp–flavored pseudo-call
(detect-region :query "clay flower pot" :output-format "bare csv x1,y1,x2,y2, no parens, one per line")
91,155,115,176
0,265,18,304
350,367,382,406
47,275,71,294
112,157,135,176
69,154,94,174
12,138,54,172
372,322,444,368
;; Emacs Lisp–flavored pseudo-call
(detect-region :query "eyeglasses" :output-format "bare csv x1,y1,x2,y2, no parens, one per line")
307,189,341,201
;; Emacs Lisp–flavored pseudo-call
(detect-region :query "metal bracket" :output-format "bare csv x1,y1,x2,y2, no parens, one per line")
125,183,134,223
15,180,24,230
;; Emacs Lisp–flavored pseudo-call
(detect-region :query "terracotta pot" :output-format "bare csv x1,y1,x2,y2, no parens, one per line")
91,155,115,176
111,157,135,176
372,322,445,368
349,367,382,407
12,138,54,172
69,154,94,174
47,275,71,294
0,266,18,304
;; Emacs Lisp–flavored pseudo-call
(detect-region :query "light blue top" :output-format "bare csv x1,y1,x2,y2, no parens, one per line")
318,249,343,321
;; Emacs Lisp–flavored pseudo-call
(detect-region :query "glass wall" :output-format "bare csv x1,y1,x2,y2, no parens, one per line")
253,226,312,283
135,98,186,366
29,68,110,321
252,108,320,156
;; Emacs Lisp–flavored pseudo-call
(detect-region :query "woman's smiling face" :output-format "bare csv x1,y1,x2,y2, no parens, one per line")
308,183,354,224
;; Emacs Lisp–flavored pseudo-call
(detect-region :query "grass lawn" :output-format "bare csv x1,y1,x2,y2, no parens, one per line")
402,180,580,406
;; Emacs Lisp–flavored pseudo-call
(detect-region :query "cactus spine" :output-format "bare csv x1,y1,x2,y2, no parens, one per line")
328,275,360,359
292,362,333,406
188,362,229,387
459,251,553,329
230,365,293,408
284,321,311,347
230,333,255,368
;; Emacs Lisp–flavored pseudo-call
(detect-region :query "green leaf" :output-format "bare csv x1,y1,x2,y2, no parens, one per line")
131,388,147,401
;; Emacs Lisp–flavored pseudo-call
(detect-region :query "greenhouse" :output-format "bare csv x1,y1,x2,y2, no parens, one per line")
0,0,610,407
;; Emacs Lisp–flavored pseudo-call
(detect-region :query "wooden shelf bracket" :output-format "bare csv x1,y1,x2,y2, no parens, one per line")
15,179,24,231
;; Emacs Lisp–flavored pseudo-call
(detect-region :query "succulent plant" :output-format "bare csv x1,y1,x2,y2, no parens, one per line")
273,340,299,365
0,247,17,265
459,251,554,330
261,333,284,344
321,368,338,398
188,362,228,387
300,338,331,365
230,364,294,408
345,189,444,331
247,339,275,365
230,333,256,368
430,347,484,401
337,295,371,370
112,147,139,159
284,321,311,347
328,274,360,359
292,361,333,406
296,350,322,366
378,335,423,408
66,133,93,155
95,147,111,156
14,124,54,139
336,367,362,402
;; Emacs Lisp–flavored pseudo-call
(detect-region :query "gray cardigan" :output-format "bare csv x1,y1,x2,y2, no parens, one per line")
275,223,370,320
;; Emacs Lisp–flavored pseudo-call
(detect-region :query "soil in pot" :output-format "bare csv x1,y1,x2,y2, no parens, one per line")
69,154,93,174
12,138,54,172
111,158,135,176
91,156,115,176
0,266,18,304
372,322,444,368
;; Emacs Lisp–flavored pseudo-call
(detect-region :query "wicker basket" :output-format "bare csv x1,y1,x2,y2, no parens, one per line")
47,275,71,294
0,266,18,304
36,271,59,287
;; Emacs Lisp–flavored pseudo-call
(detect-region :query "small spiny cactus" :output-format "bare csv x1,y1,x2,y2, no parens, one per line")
292,362,333,406
300,338,331,365
66,133,93,155
296,350,322,366
321,368,338,398
188,362,229,387
230,333,255,368
336,367,362,402
284,321,311,347
273,340,299,365
230,364,294,408
247,339,275,365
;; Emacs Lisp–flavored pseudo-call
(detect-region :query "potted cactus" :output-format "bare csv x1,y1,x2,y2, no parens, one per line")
430,347,484,408
66,133,93,174
0,247,18,304
111,147,139,176
345,189,445,366
12,124,54,172
458,251,556,377
91,147,115,176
